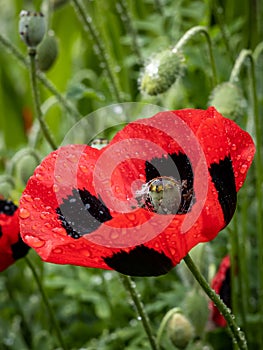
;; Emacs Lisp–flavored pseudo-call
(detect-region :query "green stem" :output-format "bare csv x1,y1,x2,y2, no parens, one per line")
71,0,121,102
229,50,251,83
28,48,57,150
119,274,159,350
25,257,68,350
184,253,248,350
253,41,263,62
211,2,235,63
156,307,180,346
117,0,143,65
173,26,218,86
0,33,81,121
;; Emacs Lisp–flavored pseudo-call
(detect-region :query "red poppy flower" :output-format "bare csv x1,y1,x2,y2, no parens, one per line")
19,107,255,276
0,199,30,271
210,255,231,327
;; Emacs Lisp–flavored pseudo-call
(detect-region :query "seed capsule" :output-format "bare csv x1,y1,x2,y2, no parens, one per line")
19,10,46,48
37,31,59,71
135,176,182,214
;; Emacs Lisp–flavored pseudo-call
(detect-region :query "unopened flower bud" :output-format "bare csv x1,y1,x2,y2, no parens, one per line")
37,31,58,71
208,82,247,120
16,154,39,185
139,49,184,95
19,10,46,48
182,291,209,337
167,311,194,349
0,175,15,198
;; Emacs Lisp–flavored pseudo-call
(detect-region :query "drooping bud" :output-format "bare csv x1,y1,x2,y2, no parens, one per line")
208,82,247,120
167,311,194,349
19,10,46,48
139,49,184,95
37,30,59,71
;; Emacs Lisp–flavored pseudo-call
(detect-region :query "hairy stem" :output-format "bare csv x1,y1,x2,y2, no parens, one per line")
173,26,218,86
72,0,121,102
184,253,248,350
28,48,57,150
25,257,68,350
0,33,81,121
120,274,159,350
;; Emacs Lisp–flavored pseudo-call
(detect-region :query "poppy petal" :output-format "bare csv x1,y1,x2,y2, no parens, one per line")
210,255,231,327
0,199,30,271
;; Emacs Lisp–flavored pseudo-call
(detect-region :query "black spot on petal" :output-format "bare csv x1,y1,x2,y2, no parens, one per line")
0,226,2,238
145,152,195,213
11,236,30,260
209,156,237,225
103,245,173,276
0,200,17,216
56,188,112,239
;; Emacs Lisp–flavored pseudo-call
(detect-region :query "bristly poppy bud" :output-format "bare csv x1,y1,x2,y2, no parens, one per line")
167,311,194,349
139,49,184,95
37,30,58,71
208,82,247,120
182,291,209,337
19,10,46,48
15,154,39,185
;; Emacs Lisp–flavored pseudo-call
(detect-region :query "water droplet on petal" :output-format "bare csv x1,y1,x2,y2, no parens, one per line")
53,184,59,192
80,165,88,173
53,247,63,254
52,227,67,235
35,173,43,181
240,164,248,174
24,234,45,248
23,194,33,202
231,144,237,151
19,208,31,219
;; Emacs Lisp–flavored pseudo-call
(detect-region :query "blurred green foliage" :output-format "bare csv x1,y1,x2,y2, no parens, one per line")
0,0,262,349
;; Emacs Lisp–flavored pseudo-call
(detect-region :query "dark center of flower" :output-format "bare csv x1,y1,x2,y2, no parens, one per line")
139,152,195,214
135,176,183,214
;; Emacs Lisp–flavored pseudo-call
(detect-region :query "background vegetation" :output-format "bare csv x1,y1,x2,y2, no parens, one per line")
0,0,262,349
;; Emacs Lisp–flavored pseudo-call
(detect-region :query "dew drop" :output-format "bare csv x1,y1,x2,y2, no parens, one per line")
35,173,43,181
247,155,252,162
80,165,88,173
23,194,33,202
52,184,59,192
19,208,30,219
53,247,63,254
81,249,91,257
24,234,45,248
240,164,248,174
40,212,49,219
231,144,237,151
52,227,66,235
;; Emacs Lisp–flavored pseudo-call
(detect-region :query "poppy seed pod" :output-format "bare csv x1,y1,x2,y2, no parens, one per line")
208,82,247,120
139,49,184,95
167,311,194,349
19,10,46,48
37,31,58,71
